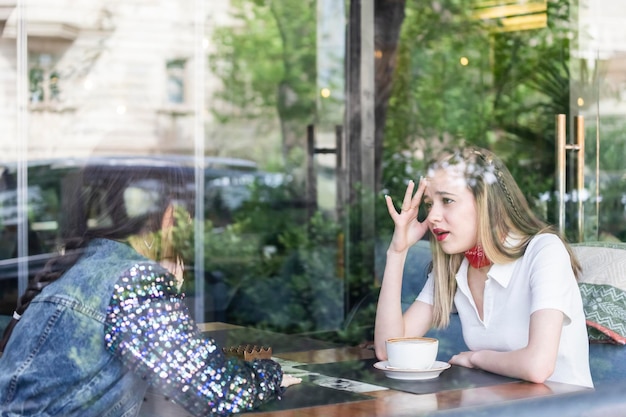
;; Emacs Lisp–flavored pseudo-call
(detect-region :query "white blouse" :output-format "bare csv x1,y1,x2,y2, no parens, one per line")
416,233,594,388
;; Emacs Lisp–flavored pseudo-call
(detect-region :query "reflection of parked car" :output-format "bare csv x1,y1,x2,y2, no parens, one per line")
0,155,282,317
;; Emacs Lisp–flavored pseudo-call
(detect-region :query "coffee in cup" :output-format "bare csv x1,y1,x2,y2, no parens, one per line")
385,336,438,370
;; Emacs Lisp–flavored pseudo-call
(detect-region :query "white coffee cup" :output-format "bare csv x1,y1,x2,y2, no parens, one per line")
385,336,438,370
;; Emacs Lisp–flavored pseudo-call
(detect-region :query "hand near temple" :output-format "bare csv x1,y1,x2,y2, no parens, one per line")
384,178,429,253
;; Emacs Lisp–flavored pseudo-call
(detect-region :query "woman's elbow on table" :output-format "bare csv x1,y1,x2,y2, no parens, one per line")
523,360,555,384
512,349,556,384
471,349,555,384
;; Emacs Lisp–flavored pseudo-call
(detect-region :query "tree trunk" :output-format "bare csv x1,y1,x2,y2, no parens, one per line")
374,0,406,193
343,0,406,311
346,0,406,198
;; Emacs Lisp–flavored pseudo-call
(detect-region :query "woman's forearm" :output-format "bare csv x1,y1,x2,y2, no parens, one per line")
374,249,410,359
470,347,556,384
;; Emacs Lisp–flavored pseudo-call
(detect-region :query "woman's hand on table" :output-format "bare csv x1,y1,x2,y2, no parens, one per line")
449,351,477,369
281,374,302,388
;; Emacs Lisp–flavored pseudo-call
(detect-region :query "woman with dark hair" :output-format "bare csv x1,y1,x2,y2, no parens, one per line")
0,163,300,416
374,146,593,388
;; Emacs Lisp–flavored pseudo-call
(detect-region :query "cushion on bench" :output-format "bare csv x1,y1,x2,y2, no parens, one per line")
573,243,626,345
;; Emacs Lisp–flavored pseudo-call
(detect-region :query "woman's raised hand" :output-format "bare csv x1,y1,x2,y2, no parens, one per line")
384,178,429,253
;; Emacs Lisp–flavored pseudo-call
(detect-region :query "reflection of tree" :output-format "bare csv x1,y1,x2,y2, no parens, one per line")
372,0,407,192
209,0,317,168
207,1,597,224
489,0,574,211
382,0,577,218
382,0,492,198
210,0,410,194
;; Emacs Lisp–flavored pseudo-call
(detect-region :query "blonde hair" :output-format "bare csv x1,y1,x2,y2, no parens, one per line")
427,146,581,328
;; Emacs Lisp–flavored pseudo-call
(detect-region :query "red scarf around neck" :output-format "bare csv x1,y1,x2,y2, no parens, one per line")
465,245,492,269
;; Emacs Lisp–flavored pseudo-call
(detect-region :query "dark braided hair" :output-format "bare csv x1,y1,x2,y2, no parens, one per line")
0,161,193,353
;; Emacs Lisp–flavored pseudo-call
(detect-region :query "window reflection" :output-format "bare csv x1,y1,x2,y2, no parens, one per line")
1,1,625,351
166,58,187,104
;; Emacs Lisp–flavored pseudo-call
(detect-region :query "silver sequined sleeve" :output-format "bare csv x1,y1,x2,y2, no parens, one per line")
104,262,284,417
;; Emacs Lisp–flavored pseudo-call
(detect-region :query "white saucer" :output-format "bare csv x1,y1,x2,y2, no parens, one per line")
373,360,451,380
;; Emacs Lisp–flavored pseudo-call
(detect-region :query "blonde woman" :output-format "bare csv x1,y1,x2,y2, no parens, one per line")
375,146,593,388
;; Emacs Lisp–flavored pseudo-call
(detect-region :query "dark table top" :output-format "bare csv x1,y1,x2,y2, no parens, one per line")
294,358,519,395
140,323,592,417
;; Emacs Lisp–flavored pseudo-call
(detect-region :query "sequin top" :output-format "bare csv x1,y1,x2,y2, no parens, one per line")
104,262,284,416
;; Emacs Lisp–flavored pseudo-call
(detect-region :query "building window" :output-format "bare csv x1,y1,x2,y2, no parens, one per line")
28,53,61,104
166,58,187,104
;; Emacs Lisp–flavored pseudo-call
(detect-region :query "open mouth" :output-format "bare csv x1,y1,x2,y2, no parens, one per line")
432,228,449,241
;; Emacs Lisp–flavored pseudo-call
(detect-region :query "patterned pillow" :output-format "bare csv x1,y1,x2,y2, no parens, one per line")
573,244,626,345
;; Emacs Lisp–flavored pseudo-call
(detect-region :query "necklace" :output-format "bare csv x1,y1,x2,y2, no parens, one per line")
465,244,492,269
144,236,155,250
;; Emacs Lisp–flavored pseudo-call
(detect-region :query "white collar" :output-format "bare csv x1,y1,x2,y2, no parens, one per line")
456,257,519,289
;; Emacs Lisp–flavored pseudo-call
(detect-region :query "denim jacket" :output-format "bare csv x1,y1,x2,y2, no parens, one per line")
0,239,283,417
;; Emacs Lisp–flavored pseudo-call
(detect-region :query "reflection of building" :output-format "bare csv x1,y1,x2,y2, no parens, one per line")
0,1,239,161
1,1,196,159
0,1,15,35
576,1,626,117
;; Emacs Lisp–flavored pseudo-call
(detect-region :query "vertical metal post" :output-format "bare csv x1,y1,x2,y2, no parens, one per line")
360,0,376,281
555,114,585,242
16,0,29,299
306,125,317,221
193,0,206,322
555,114,567,236
574,115,585,242
335,125,345,220
335,125,345,281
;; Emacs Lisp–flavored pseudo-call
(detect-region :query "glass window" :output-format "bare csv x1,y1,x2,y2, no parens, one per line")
2,0,625,355
28,53,61,104
166,58,187,104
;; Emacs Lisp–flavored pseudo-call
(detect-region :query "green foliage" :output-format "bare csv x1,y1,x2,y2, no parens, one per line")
382,0,494,201
225,207,345,334
179,176,351,336
382,0,576,221
173,174,383,345
197,0,626,346
209,1,283,121
208,0,317,132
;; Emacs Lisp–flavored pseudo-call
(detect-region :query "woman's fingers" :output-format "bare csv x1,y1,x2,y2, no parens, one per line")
448,351,475,369
385,194,397,217
386,178,425,218
280,374,303,388
400,180,416,211
385,178,429,252
411,176,426,209
400,179,424,213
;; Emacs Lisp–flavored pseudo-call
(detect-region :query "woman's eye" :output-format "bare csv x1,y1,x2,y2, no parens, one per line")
443,198,454,204
423,202,432,211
